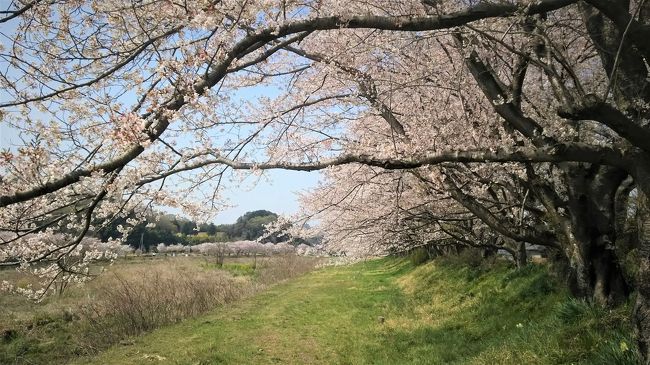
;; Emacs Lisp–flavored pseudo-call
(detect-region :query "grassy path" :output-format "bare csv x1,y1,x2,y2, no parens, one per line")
78,259,411,365
77,259,635,365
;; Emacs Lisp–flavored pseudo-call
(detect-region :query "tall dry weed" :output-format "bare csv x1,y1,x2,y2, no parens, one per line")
256,255,321,284
79,259,253,345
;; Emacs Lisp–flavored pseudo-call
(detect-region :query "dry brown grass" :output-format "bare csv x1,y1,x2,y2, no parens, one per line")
256,255,323,284
78,258,254,345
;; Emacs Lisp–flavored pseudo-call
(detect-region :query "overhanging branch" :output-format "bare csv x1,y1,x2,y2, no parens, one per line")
0,0,579,208
136,143,628,186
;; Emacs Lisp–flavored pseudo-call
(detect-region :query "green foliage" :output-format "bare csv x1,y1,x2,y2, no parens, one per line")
437,248,488,270
200,223,218,235
183,233,228,245
183,210,279,243
154,215,179,233
453,248,486,268
550,298,640,364
96,213,184,249
0,307,91,365
228,210,278,240
204,262,257,276
179,220,197,235
126,222,181,249
517,271,556,297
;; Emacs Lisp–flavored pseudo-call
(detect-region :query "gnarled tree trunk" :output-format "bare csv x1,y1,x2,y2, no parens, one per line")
535,164,630,306
634,182,650,363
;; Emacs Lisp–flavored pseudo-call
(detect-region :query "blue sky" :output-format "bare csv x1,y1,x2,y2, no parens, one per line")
216,169,320,224
0,123,321,224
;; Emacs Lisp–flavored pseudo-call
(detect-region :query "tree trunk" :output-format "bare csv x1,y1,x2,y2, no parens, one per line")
592,244,627,305
516,241,527,268
559,166,630,306
561,240,628,306
634,190,650,364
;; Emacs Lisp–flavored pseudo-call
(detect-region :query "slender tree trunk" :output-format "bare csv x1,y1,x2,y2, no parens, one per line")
516,241,527,268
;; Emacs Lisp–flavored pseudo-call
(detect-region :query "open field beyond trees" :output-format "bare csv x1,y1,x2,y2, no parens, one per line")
2,256,637,364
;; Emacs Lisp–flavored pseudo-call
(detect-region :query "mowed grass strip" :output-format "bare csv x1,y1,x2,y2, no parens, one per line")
77,258,635,365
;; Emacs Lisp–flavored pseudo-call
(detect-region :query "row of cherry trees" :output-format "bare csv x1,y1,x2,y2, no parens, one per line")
0,0,649,361
159,241,317,256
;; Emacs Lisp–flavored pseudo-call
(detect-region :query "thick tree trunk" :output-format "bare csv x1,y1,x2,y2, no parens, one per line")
634,190,650,364
559,166,630,306
564,239,628,306
592,244,628,305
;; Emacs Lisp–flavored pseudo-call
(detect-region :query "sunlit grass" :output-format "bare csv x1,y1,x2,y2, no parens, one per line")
74,257,636,365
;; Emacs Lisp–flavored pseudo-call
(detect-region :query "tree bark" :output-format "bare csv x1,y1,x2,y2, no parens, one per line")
516,241,528,268
564,166,629,306
634,187,650,363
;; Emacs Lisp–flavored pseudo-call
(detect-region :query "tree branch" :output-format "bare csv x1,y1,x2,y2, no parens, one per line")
558,94,650,153
0,0,579,208
134,143,628,187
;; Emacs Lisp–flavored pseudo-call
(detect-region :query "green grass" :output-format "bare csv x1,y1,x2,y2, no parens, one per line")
201,261,280,277
221,262,257,276
73,258,637,365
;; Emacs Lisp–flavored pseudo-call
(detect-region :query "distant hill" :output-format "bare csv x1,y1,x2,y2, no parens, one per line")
216,210,279,241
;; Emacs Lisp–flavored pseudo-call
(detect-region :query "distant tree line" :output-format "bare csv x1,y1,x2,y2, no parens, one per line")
95,210,283,250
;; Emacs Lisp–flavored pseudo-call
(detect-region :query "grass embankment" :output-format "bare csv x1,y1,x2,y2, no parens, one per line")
79,258,636,365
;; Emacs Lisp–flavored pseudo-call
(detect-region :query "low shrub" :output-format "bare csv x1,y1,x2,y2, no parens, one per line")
409,247,429,266
222,262,256,276
437,248,487,269
78,260,253,346
555,298,596,324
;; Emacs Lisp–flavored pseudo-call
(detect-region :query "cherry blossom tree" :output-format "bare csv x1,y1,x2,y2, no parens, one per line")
1,0,650,359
